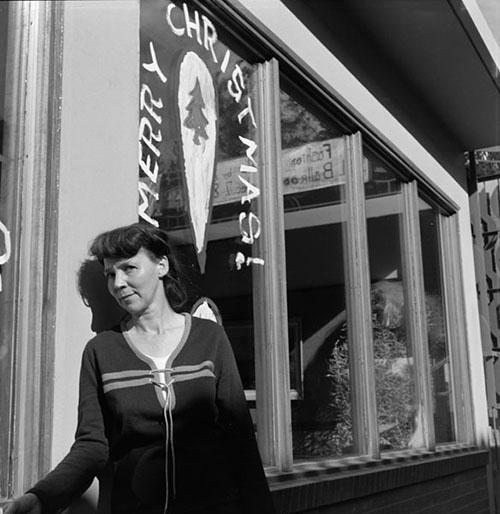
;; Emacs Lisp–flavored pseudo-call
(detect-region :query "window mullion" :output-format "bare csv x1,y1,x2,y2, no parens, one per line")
439,214,474,444
400,181,435,450
343,133,378,458
253,58,293,470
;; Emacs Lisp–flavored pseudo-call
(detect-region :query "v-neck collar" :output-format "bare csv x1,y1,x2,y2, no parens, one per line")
120,312,192,369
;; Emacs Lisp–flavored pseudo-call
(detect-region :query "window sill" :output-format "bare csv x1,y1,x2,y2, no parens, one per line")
266,445,488,512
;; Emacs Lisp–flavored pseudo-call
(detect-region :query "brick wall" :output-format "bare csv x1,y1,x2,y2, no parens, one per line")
302,467,488,514
271,449,490,514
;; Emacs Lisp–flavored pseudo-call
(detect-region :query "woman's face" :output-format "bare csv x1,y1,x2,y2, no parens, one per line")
103,248,168,316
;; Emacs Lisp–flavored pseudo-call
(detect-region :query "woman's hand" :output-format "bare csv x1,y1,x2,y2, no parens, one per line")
3,493,42,514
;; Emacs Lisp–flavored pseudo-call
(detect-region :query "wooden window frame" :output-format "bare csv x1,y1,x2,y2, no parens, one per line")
439,213,475,445
0,0,62,501
249,56,475,469
253,69,382,468
253,58,293,470
344,132,379,459
400,181,436,450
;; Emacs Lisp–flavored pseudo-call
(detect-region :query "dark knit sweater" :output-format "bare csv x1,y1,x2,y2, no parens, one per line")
29,314,275,513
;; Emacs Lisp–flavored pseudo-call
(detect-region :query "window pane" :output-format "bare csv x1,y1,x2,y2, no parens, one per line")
279,91,354,460
364,153,420,451
419,197,455,443
139,0,261,393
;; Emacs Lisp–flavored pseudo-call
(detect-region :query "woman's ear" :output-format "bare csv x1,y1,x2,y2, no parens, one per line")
158,256,169,278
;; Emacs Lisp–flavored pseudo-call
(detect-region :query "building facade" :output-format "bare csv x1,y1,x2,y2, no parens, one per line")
1,1,499,513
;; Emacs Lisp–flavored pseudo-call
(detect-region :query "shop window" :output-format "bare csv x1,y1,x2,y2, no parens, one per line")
279,91,353,460
139,0,261,400
363,157,421,451
140,0,471,474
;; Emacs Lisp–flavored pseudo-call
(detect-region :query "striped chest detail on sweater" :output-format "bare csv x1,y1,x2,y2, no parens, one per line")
101,360,215,394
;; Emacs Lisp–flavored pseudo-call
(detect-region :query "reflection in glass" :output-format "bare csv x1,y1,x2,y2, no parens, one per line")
279,91,355,460
140,0,260,389
419,198,455,443
364,153,419,451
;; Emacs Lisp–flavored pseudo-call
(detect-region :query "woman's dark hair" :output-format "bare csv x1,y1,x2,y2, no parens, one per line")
89,222,188,311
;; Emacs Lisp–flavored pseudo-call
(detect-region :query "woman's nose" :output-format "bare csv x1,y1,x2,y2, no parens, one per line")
113,271,126,289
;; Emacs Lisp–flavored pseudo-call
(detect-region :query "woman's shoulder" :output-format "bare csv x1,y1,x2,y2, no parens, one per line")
188,315,232,351
188,314,226,337
84,325,125,354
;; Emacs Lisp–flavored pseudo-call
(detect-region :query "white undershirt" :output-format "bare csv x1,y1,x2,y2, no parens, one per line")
144,354,170,400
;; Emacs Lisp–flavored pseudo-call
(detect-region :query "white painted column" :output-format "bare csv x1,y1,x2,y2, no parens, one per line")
51,1,139,510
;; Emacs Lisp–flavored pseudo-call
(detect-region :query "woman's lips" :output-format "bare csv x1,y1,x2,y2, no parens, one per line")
119,293,135,301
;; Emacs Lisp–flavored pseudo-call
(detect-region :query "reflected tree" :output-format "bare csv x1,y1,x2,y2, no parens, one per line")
293,280,446,457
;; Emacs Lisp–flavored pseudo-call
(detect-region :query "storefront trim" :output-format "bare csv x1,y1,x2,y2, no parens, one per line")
253,58,293,470
401,181,436,450
1,0,64,498
440,213,476,444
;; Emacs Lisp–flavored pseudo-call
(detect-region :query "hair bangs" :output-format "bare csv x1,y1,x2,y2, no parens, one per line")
90,225,146,263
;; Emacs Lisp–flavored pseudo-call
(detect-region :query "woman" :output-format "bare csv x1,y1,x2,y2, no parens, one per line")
6,223,275,514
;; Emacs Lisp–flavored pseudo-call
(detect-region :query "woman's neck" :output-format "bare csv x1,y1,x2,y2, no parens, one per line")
128,303,184,335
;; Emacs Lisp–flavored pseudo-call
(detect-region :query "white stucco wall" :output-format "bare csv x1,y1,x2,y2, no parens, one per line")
467,0,500,69
51,0,139,507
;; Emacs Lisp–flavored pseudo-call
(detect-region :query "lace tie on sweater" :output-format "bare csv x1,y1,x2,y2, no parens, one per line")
151,372,175,514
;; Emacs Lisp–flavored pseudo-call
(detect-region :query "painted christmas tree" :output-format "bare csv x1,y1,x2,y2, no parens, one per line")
184,78,209,145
